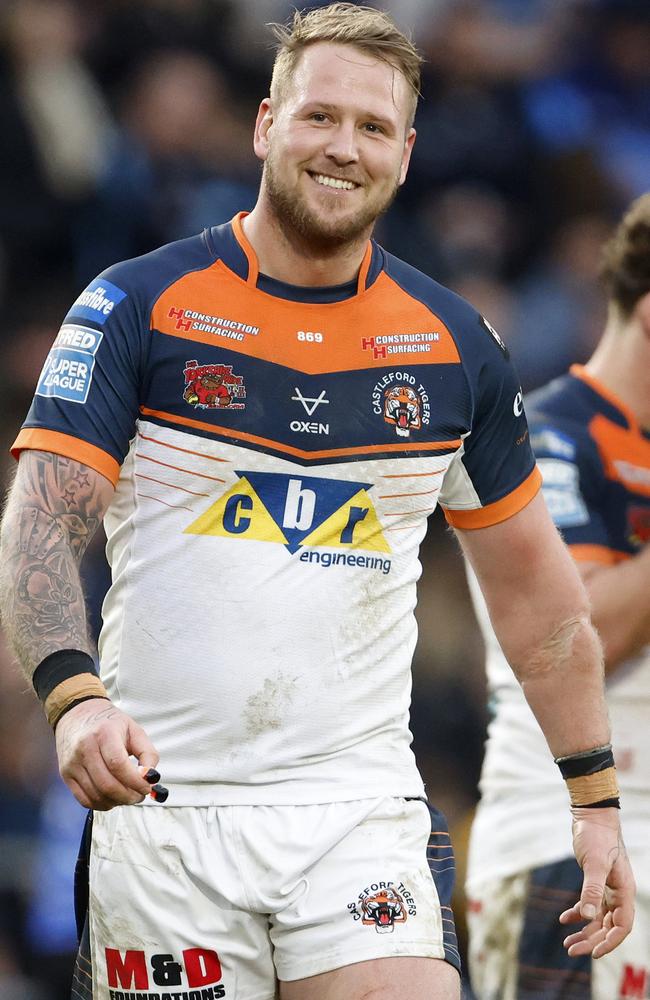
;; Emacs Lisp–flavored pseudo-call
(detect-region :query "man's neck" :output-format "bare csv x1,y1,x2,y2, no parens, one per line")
242,201,372,287
585,317,650,432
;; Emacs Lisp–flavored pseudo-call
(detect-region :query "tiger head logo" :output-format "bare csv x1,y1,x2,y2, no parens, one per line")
384,385,422,438
361,887,407,933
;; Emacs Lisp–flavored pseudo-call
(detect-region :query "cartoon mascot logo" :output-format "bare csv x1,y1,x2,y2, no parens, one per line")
183,360,246,410
361,888,407,934
384,384,422,438
628,506,650,547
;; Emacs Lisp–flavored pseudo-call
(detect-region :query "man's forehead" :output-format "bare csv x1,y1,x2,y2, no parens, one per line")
287,42,410,119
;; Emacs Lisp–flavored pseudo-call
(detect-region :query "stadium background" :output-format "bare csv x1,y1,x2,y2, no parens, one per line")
0,0,648,996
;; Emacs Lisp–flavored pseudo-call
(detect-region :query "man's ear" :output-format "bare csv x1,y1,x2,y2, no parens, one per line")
253,98,274,162
636,290,650,340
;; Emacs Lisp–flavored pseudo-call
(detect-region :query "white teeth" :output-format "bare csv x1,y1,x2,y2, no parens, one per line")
314,174,356,190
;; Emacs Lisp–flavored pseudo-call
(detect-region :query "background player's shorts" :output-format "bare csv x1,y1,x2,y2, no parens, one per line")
83,796,460,999
466,858,650,1000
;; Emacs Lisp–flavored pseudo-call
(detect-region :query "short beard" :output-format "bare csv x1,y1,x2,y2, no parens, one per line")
264,156,400,254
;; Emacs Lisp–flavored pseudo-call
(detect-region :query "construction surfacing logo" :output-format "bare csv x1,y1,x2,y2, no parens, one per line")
185,471,392,573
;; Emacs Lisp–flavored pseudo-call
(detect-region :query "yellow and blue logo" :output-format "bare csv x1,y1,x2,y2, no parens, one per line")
185,471,390,556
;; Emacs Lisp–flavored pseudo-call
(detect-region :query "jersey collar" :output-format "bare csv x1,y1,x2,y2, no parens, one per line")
228,211,381,300
570,364,644,437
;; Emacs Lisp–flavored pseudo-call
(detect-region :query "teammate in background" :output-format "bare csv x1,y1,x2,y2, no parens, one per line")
466,192,650,1000
0,6,635,1000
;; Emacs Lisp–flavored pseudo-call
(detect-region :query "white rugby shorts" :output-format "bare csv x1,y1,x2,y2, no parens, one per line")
85,796,460,999
467,859,650,1000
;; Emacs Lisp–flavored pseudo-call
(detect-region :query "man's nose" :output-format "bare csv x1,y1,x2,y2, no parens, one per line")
324,122,360,164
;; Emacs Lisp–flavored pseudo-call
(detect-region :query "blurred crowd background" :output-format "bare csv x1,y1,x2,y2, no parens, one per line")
0,0,648,996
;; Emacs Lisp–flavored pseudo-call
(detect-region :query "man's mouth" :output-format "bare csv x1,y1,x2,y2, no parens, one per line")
309,172,359,191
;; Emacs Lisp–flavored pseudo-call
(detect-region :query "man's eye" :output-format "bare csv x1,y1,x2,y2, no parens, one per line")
363,122,383,134
310,113,328,123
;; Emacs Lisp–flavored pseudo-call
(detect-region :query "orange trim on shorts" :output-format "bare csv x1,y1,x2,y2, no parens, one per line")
11,428,120,485
140,406,461,461
569,543,631,565
442,466,542,529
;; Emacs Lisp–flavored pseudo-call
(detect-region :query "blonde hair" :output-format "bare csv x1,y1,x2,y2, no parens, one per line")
600,193,650,316
269,3,422,128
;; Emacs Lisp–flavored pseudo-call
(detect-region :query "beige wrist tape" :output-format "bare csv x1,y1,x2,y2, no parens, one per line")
565,767,620,808
45,673,109,728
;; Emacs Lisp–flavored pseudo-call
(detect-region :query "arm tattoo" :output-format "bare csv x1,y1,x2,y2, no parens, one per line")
0,451,113,681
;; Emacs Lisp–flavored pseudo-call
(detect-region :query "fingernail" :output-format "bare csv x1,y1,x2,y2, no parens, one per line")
582,904,596,919
144,768,160,784
150,783,169,803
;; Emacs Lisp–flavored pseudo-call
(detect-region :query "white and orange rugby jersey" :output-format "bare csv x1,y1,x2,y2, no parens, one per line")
468,367,650,889
14,213,540,805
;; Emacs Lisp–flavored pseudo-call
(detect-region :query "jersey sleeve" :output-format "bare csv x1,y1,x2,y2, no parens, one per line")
11,268,149,485
528,418,616,564
439,317,541,529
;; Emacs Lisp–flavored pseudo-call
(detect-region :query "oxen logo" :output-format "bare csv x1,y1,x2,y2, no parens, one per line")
183,360,246,410
384,385,422,438
362,887,407,933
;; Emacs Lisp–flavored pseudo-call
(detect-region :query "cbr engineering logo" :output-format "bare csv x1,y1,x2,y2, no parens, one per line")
184,471,391,571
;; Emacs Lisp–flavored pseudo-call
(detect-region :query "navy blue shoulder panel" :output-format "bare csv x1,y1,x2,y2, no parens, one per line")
525,374,611,547
20,232,218,468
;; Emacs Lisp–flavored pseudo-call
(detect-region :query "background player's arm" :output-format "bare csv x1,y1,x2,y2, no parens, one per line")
456,490,635,957
576,552,650,671
456,491,608,757
0,450,159,809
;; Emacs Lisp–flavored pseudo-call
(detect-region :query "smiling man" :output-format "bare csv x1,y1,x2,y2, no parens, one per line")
0,5,635,1000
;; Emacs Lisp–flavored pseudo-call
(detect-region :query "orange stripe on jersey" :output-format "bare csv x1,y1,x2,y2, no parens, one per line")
135,472,210,497
12,428,120,485
589,413,650,497
442,466,542,529
136,451,226,482
382,469,445,478
150,265,461,375
378,487,439,498
140,405,461,460
569,544,631,565
137,431,229,463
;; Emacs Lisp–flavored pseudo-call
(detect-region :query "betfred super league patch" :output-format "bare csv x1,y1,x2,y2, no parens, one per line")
36,325,103,404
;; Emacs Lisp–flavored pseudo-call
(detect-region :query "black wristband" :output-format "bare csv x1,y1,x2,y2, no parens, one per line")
555,744,615,780
579,797,621,810
33,649,98,704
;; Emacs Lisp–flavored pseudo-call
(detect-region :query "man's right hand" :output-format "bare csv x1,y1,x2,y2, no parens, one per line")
55,698,160,810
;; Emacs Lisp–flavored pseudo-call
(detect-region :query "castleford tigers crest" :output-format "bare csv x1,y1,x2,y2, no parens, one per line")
183,359,246,410
362,888,407,933
384,385,422,438
371,371,431,439
347,880,417,933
